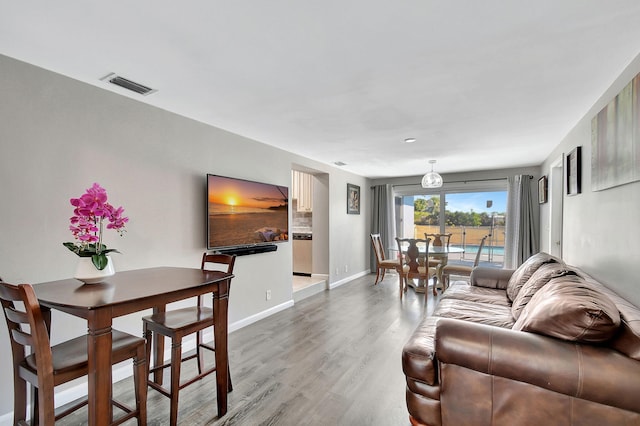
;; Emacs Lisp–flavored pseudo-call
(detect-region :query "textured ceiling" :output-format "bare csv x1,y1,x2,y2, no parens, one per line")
2,1,640,178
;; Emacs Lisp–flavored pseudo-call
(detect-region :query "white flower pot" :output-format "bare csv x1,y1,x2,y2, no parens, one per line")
74,255,115,284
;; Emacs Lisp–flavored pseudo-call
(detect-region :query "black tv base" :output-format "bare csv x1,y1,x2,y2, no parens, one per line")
215,244,278,257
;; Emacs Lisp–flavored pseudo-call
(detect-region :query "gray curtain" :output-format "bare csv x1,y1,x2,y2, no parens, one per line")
505,175,539,268
370,184,395,271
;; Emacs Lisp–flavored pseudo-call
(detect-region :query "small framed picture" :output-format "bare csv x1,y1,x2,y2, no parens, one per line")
566,146,582,196
538,176,548,204
347,183,360,214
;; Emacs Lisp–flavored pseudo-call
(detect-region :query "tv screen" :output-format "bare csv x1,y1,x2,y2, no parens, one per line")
207,174,289,250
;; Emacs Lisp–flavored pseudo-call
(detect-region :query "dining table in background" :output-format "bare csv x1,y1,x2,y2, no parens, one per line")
33,267,233,426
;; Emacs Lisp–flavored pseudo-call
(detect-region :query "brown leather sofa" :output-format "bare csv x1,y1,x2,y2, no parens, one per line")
402,252,640,426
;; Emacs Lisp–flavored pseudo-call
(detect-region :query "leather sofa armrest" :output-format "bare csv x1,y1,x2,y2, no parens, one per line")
434,318,640,413
470,266,514,289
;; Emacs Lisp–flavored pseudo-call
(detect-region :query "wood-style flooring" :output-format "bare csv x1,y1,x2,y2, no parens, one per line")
59,272,442,425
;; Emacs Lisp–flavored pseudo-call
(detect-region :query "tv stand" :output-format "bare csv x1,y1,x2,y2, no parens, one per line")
215,244,278,257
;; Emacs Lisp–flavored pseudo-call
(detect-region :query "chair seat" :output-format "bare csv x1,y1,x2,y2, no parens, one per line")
379,259,400,268
442,264,473,275
143,306,213,333
401,265,435,277
24,329,145,377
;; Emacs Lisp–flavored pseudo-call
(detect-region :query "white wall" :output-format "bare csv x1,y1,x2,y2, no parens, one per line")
540,52,640,306
0,54,370,419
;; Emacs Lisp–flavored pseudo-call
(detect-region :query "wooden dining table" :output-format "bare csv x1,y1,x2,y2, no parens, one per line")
33,267,233,426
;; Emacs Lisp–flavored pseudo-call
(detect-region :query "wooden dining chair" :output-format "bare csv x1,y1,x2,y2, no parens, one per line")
395,237,437,299
441,235,489,288
424,233,452,266
142,253,236,426
424,233,452,293
370,233,401,285
0,280,147,426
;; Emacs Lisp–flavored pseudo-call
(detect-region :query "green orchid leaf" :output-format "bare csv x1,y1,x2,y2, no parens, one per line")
63,242,79,254
91,254,109,270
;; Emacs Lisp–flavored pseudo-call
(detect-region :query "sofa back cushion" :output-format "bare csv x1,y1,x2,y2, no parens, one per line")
579,272,640,361
511,263,581,320
513,275,621,343
506,252,562,302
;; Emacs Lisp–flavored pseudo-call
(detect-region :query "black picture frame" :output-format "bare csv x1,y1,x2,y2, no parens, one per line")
566,146,582,196
538,176,548,204
347,183,360,214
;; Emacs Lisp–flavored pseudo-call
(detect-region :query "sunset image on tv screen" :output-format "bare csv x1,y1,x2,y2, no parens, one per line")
207,174,288,249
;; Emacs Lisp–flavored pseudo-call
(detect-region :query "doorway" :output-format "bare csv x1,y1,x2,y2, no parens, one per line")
291,167,329,301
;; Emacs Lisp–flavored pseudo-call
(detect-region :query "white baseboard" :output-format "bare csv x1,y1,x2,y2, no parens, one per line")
329,269,370,289
228,299,294,333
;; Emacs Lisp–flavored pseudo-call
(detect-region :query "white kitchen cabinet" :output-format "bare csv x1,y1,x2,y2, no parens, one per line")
292,170,313,212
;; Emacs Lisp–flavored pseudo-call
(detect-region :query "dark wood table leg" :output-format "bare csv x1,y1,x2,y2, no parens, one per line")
87,309,113,426
151,305,166,385
212,280,229,417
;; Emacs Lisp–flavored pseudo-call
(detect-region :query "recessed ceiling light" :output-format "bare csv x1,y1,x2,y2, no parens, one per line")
334,161,347,166
404,138,417,143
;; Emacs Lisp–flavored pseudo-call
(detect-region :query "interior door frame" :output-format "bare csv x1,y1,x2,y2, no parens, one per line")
548,155,564,257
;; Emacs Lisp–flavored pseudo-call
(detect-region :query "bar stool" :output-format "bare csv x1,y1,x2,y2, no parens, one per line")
0,280,147,426
142,253,235,426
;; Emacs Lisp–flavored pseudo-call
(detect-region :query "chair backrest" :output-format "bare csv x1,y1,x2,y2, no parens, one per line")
0,281,54,419
201,253,236,274
395,237,431,275
370,233,386,262
199,253,236,305
425,233,451,248
473,235,490,267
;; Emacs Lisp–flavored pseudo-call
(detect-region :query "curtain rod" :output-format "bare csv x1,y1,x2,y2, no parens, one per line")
390,177,511,188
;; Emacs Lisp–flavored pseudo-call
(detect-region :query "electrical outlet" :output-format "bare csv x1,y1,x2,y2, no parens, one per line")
266,289,272,300
335,267,339,276
344,265,348,273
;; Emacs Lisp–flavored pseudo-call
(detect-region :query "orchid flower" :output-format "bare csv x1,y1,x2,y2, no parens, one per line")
63,183,129,270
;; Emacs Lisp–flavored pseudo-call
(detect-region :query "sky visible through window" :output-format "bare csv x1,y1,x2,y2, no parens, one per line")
417,191,507,214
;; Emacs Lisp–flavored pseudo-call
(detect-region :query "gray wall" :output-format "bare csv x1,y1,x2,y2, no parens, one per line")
540,52,640,306
0,54,370,420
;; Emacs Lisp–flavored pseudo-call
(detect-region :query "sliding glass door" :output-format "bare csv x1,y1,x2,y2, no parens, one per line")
442,191,505,265
396,184,507,267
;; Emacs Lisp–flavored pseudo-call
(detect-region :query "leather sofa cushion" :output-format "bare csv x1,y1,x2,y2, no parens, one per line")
441,281,511,307
434,298,515,328
511,263,582,320
506,252,562,302
513,275,621,343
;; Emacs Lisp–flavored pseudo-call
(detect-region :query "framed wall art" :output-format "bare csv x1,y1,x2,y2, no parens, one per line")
347,183,360,214
566,146,582,196
538,176,548,204
591,71,640,191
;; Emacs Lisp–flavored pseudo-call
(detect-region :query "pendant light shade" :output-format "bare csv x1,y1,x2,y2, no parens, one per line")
421,160,443,188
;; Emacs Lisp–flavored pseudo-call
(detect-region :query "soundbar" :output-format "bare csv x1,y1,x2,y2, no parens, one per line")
215,244,278,257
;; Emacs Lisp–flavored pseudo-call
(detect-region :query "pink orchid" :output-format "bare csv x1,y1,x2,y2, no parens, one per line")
64,183,129,270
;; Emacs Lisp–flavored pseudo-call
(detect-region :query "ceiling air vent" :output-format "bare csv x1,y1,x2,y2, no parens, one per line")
100,73,156,96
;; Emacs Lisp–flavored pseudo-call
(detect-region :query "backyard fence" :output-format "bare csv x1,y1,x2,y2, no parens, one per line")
414,225,505,264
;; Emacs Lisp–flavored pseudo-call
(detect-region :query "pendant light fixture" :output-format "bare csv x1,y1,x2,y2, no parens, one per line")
421,160,443,188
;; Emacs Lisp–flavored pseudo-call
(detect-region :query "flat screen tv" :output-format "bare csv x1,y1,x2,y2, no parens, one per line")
207,174,289,250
